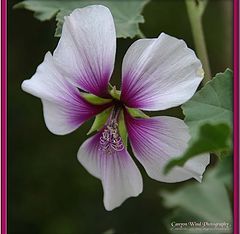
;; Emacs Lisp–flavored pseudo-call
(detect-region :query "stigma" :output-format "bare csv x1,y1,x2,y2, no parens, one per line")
99,106,124,155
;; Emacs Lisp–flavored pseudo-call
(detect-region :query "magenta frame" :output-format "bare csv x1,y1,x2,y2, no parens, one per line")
1,0,239,234
1,0,7,233
233,0,239,233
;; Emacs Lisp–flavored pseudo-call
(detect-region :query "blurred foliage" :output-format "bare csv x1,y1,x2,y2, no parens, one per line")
161,156,232,233
14,0,149,38
9,0,233,234
165,69,233,173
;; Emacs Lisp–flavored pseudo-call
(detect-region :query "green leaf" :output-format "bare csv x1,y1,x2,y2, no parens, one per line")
214,154,232,187
81,93,112,105
14,0,149,38
14,1,59,21
55,8,71,37
164,123,231,174
126,107,149,118
161,157,232,233
182,69,233,138
165,69,233,174
87,107,112,135
118,111,128,147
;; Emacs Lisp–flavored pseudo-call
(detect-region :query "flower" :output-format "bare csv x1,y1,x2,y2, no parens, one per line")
22,5,210,211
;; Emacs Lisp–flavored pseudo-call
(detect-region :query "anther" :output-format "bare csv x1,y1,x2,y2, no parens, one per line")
99,115,124,155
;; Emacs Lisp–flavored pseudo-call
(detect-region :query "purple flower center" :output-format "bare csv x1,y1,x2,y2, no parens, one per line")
99,105,124,155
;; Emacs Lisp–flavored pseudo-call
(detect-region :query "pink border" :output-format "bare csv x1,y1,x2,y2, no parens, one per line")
233,0,239,234
1,0,7,233
0,1,239,234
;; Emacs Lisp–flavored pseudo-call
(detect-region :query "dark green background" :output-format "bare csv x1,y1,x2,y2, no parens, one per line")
8,0,232,233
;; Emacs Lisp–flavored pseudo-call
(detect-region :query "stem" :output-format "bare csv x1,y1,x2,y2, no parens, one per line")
185,0,211,84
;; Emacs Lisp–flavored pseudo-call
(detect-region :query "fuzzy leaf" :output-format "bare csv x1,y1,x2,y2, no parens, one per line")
87,107,112,135
14,1,59,21
182,69,233,138
14,0,149,38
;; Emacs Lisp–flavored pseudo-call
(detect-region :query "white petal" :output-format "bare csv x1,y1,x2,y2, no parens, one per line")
126,113,210,182
22,52,108,135
53,5,116,97
121,33,203,111
77,133,143,211
101,149,143,211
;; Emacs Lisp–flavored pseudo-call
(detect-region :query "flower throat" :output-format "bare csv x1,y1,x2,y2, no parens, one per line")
99,105,124,155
